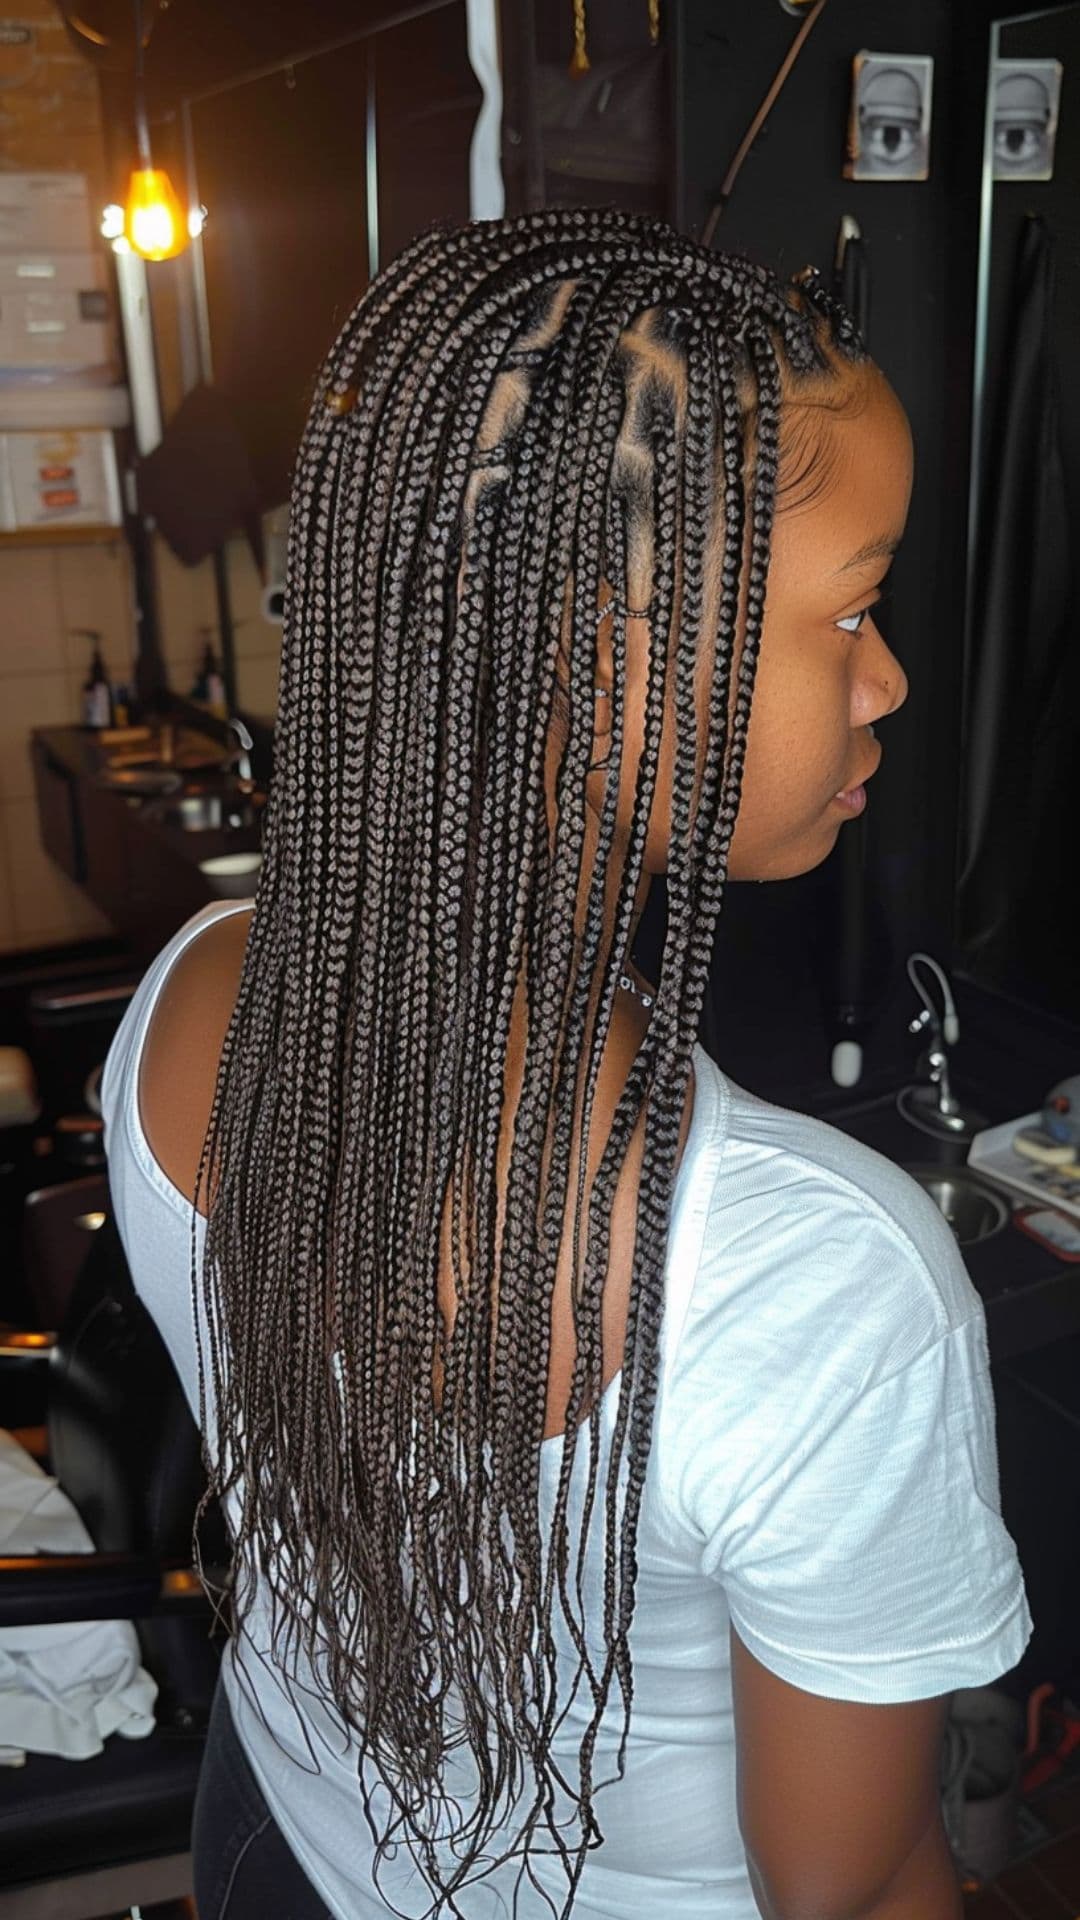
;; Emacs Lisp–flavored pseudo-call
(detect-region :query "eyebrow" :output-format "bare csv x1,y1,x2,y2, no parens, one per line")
834,535,901,574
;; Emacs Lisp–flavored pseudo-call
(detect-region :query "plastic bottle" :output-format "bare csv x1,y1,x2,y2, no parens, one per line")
193,632,227,717
77,632,112,729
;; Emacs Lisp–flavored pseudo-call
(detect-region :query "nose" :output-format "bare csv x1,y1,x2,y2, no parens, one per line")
854,622,908,726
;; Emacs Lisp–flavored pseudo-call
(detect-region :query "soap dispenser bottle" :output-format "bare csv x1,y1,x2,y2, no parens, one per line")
193,631,227,717
77,632,112,729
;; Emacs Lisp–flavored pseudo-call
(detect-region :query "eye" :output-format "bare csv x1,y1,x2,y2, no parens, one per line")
835,584,891,637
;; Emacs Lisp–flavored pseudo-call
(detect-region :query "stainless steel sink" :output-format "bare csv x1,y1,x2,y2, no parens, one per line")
905,1166,1010,1246
162,794,224,831
97,764,184,795
154,793,259,832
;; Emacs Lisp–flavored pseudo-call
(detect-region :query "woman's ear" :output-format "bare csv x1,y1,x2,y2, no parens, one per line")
553,572,617,709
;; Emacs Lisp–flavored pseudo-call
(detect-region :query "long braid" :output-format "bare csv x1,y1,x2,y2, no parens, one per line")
192,208,866,1915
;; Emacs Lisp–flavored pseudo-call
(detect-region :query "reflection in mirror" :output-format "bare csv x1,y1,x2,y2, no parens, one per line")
958,3,1079,1022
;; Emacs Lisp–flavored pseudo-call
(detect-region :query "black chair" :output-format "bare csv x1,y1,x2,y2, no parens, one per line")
0,1196,230,1920
21,1172,110,1331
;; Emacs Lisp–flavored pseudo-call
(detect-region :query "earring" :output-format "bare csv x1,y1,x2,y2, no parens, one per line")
587,588,651,773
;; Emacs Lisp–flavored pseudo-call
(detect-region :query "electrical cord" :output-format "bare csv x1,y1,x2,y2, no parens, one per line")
701,0,830,245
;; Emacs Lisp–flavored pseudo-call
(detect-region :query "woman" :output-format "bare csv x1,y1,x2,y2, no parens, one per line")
101,207,1030,1919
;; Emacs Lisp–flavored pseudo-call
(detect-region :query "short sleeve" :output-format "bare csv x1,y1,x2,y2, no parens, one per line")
697,1310,1032,1702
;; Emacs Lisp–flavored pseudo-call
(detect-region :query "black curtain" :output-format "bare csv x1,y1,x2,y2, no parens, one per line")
958,214,1075,991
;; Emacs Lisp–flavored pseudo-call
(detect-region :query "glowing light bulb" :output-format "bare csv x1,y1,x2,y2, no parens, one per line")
123,167,188,261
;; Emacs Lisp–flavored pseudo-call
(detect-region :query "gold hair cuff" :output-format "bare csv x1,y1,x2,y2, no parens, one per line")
326,386,358,416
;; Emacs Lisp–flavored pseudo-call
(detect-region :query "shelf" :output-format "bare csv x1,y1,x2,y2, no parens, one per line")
0,526,125,549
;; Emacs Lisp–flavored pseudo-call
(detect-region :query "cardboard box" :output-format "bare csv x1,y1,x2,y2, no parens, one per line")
0,427,122,531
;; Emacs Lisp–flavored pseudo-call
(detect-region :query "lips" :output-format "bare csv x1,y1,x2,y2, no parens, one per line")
833,740,883,813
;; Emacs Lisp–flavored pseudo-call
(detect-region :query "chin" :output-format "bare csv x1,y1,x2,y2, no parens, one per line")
730,823,842,883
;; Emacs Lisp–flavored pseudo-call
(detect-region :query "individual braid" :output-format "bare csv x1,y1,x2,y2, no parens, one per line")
190,207,867,1916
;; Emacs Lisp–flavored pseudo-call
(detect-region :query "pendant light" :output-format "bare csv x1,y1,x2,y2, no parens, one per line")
123,0,187,260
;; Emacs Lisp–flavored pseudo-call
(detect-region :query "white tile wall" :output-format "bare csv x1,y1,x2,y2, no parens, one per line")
223,530,282,718
153,534,218,694
152,531,281,712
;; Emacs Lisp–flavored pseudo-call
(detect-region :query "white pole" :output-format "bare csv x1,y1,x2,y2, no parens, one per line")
465,0,505,220
112,249,163,457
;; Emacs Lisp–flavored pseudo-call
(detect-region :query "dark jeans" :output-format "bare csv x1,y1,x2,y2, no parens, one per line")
192,1675,334,1919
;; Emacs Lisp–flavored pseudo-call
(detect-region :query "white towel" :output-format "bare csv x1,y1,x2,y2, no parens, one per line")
0,1429,158,1766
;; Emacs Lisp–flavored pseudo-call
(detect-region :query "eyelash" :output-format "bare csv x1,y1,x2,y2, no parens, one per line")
836,586,892,636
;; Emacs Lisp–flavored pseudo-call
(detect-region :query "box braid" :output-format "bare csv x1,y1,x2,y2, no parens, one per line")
189,206,866,1916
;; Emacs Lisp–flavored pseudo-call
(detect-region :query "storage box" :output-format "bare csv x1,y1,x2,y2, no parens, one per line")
0,427,122,531
0,250,114,372
0,174,94,253
969,1114,1080,1222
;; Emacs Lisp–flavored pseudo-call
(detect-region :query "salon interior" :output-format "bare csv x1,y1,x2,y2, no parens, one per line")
0,1,1077,1914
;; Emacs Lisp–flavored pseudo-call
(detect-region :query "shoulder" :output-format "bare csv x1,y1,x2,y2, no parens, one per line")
135,904,253,1212
687,1071,982,1393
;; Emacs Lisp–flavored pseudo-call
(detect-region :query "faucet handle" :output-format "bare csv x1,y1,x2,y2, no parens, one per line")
222,715,255,786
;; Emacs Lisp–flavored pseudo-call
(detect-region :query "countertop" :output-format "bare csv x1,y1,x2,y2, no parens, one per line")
31,721,264,960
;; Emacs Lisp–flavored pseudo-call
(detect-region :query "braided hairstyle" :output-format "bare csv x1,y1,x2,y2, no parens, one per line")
191,206,866,1916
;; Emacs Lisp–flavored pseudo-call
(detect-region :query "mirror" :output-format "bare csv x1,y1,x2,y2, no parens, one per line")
957,3,1079,1021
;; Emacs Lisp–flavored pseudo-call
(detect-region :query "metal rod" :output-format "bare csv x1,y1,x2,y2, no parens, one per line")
179,0,459,110
366,39,380,281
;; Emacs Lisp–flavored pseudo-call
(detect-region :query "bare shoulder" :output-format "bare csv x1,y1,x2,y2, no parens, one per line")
138,908,253,1214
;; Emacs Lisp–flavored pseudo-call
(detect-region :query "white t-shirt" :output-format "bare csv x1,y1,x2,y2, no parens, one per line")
101,901,1031,1919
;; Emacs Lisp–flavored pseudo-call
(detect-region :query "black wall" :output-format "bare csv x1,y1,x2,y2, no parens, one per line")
959,6,1080,1024
668,1,997,1102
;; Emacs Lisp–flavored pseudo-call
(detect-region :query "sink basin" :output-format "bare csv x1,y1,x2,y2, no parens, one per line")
160,795,223,831
905,1165,1010,1246
97,764,184,795
141,787,262,833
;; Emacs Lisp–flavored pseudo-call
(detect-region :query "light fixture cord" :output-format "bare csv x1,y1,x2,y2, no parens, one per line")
133,0,152,169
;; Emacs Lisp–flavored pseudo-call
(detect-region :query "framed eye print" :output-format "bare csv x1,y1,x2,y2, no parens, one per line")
991,58,1063,181
845,52,934,181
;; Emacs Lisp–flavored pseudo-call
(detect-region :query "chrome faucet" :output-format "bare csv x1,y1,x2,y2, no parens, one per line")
908,1008,967,1130
223,717,254,786
896,953,985,1142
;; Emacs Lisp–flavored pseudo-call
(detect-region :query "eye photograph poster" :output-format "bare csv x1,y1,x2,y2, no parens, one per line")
845,52,934,180
991,58,1063,180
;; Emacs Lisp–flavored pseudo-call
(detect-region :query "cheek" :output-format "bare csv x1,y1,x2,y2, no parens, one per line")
743,654,842,793
725,659,849,873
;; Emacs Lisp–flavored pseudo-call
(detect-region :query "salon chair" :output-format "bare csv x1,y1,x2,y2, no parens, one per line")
0,1198,229,1920
21,1172,110,1331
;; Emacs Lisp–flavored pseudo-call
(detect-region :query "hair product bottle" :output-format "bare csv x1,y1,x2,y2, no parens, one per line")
193,631,227,717
77,632,112,728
